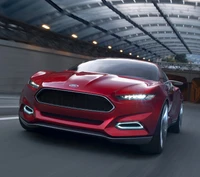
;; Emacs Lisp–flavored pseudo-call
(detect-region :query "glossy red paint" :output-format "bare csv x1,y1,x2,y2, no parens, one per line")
19,58,183,145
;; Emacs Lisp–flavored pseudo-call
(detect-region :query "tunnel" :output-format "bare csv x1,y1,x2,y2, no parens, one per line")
0,0,200,177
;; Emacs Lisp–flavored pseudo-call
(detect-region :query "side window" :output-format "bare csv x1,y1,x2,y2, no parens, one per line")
161,70,168,82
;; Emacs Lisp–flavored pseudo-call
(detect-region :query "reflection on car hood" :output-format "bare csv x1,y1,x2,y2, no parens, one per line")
39,71,158,95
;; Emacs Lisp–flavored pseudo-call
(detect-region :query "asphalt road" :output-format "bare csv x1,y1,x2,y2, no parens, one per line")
0,95,19,115
0,102,200,177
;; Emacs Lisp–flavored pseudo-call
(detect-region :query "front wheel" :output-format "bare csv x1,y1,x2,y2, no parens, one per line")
169,103,183,133
140,103,169,154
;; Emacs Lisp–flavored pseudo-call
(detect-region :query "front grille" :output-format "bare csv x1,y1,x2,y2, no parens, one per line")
41,112,103,125
36,89,114,112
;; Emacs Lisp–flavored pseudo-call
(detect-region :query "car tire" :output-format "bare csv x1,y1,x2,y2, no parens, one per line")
19,117,37,132
140,103,168,154
169,103,183,134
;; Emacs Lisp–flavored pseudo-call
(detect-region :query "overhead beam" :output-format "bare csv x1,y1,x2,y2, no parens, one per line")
98,33,146,46
136,39,200,46
131,48,172,56
59,16,121,34
112,43,187,55
102,0,176,55
81,32,108,41
128,48,171,60
152,1,192,54
111,37,200,52
45,0,160,57
124,46,169,53
131,44,188,51
112,43,144,51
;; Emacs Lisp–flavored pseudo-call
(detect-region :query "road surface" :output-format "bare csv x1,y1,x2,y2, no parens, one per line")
0,99,199,177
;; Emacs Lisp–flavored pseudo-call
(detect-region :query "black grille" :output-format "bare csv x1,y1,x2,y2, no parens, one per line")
41,112,103,125
36,89,114,112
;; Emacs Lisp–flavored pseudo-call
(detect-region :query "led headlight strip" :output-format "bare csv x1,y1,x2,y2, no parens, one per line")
119,94,155,100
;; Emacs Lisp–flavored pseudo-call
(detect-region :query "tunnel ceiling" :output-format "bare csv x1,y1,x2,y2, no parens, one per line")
0,0,200,60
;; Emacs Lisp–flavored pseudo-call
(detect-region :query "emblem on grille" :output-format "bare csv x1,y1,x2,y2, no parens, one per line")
69,84,79,88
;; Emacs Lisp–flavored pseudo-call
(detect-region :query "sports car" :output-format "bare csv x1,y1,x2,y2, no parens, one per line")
19,58,183,154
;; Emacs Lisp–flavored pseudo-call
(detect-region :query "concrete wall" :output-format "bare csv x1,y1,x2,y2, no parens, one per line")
0,39,93,94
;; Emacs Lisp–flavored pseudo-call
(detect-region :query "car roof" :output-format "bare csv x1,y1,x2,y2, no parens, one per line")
93,58,159,68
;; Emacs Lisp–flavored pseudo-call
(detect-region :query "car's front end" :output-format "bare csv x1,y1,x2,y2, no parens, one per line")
19,69,166,145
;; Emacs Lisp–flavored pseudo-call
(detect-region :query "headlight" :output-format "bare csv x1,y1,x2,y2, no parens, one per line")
118,94,155,100
28,80,39,88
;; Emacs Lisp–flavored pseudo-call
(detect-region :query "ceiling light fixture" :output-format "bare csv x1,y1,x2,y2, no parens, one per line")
42,24,50,30
72,34,78,38
120,50,123,53
93,41,98,44
108,45,112,49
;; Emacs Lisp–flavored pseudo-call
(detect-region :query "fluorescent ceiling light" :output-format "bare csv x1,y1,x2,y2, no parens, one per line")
72,34,78,38
42,24,50,30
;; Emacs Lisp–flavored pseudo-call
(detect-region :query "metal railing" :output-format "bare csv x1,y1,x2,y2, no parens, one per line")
0,14,131,59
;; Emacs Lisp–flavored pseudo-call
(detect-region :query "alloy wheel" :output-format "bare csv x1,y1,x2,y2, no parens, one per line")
160,105,168,148
179,104,183,129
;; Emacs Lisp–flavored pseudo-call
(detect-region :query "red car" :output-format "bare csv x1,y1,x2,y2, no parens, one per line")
19,58,183,154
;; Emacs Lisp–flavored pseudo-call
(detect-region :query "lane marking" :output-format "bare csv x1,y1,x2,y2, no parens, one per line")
0,97,19,99
0,105,19,108
0,116,18,120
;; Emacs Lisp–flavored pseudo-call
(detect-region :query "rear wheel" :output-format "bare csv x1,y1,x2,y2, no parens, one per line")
141,103,168,154
169,103,183,133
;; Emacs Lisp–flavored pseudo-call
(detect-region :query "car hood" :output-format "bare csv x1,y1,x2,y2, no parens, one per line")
37,71,158,95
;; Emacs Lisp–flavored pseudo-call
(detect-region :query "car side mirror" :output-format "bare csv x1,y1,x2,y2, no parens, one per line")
168,80,183,86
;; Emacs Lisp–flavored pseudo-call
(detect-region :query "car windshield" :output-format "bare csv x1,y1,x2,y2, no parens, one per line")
69,58,159,81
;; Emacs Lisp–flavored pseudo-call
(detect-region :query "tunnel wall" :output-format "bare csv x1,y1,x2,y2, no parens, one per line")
190,78,200,103
0,39,93,94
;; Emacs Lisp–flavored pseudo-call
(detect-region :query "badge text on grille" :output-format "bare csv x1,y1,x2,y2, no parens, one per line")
69,84,79,88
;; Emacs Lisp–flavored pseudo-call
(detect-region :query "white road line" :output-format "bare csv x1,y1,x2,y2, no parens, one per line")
0,97,19,99
0,116,18,120
0,105,19,108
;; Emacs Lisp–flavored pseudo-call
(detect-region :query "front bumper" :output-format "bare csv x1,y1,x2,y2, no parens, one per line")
19,117,152,145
